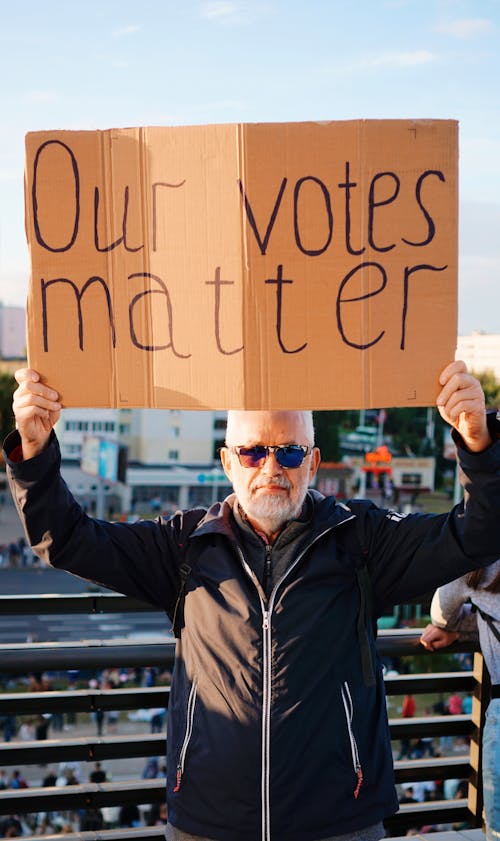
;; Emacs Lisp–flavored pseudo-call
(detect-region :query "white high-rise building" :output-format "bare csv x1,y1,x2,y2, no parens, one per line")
58,408,226,465
57,406,229,516
125,409,216,465
0,304,26,359
456,333,500,380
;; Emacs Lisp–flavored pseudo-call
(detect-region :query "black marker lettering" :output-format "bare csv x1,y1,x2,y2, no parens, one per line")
400,264,447,349
128,272,190,356
265,265,307,354
336,262,387,349
94,186,143,253
41,276,115,352
94,187,122,252
402,170,445,247
33,141,80,252
238,177,287,255
206,267,244,355
293,176,333,256
338,161,364,256
152,180,186,252
368,172,400,252
123,186,143,253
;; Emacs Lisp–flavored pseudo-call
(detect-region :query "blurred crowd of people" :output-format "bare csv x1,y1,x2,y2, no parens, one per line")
0,665,171,837
0,537,37,568
0,758,168,837
393,689,481,835
395,690,473,761
0,667,169,746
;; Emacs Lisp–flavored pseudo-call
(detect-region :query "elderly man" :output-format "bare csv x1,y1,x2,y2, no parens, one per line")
4,361,500,841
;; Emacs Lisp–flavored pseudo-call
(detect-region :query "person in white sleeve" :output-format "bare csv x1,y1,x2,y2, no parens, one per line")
421,560,500,841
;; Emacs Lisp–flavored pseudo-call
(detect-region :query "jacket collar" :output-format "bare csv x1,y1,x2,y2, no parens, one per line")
189,490,356,542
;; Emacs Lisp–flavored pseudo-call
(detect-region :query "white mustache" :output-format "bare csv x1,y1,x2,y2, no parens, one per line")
251,476,292,492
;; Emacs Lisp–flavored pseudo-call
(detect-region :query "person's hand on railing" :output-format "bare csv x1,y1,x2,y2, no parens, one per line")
420,623,459,651
12,368,61,460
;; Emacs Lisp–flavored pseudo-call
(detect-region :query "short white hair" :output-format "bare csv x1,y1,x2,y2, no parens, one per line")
225,410,315,447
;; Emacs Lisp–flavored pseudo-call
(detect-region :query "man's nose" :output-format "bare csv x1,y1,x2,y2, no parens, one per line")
261,450,282,474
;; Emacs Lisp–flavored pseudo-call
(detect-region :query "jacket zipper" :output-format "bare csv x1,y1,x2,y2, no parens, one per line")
173,679,198,792
236,547,272,841
341,681,363,799
235,515,356,841
262,606,271,841
262,544,272,594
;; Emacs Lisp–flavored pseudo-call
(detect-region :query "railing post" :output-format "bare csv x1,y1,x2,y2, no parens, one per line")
468,650,490,829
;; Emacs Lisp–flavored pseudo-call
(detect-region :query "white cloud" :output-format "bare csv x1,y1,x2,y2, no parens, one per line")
342,50,437,74
23,91,58,104
112,24,141,38
201,2,239,19
368,50,436,68
434,18,493,39
199,1,270,24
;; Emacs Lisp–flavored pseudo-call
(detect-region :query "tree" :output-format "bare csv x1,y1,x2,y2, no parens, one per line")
474,369,500,408
0,372,16,446
313,411,342,461
383,407,441,457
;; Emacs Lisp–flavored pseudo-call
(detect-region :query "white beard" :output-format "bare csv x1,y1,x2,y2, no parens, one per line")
244,493,302,533
235,473,309,534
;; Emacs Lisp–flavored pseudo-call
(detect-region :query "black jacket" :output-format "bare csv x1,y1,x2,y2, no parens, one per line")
5,424,500,841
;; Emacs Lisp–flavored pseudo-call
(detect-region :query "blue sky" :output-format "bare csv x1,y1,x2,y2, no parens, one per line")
0,0,499,334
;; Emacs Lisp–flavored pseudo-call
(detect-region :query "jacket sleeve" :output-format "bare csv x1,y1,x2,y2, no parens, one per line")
360,416,500,614
3,429,199,616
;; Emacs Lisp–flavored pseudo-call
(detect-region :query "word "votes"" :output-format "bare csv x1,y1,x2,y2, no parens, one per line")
31,141,447,257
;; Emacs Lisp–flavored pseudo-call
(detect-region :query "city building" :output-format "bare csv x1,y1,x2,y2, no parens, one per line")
456,332,500,379
56,407,230,516
0,304,26,359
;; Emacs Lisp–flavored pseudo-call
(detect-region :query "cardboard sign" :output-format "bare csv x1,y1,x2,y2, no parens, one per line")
25,120,458,409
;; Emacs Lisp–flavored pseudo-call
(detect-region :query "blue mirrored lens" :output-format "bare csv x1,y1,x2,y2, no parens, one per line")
276,446,304,467
238,446,268,466
236,445,306,468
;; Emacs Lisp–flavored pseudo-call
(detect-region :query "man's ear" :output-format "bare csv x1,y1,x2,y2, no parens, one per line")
220,446,233,482
309,447,321,480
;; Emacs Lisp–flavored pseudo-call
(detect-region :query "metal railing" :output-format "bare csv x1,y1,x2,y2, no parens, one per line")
0,594,490,839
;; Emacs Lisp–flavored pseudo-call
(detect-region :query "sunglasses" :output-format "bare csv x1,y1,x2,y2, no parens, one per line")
228,444,312,469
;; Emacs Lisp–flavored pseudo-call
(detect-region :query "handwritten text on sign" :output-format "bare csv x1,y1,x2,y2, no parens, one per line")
25,121,458,409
